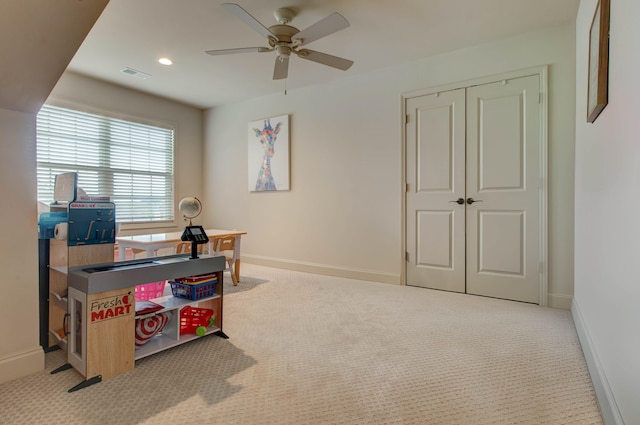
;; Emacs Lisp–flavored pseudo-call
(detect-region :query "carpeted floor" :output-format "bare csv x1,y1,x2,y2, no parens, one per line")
0,264,602,424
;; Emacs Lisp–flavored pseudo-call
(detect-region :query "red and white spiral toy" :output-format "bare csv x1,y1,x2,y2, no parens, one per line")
135,312,170,346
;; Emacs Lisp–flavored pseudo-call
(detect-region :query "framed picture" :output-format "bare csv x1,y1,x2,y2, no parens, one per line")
248,114,290,191
587,0,610,123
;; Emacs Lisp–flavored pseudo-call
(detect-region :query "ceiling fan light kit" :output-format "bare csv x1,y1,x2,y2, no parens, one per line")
206,3,354,80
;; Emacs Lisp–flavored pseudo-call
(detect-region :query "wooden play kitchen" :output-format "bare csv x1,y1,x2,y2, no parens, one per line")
43,173,227,391
63,254,225,391
49,238,226,392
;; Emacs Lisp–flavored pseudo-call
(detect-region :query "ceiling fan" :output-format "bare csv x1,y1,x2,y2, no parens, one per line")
206,3,354,80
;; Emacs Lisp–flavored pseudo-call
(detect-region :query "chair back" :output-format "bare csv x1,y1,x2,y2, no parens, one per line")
211,235,239,285
175,241,203,254
212,236,235,253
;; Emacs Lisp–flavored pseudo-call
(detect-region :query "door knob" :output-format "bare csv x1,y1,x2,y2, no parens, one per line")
466,197,483,204
449,198,465,205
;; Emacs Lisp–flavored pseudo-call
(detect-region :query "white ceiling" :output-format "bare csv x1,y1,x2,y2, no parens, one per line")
67,0,579,109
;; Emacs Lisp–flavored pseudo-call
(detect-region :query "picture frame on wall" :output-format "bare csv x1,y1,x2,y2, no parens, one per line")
248,114,290,192
587,0,610,123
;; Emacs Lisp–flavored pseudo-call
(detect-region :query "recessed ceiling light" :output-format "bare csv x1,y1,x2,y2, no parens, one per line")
158,57,173,65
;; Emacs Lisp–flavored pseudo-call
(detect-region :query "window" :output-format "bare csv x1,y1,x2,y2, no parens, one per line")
37,104,175,224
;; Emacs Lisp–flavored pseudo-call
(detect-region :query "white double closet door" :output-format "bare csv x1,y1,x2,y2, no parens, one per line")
406,75,541,304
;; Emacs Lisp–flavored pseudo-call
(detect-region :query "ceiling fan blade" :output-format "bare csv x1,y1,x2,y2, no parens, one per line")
273,56,290,80
296,49,353,71
292,12,350,45
221,3,276,39
206,47,270,56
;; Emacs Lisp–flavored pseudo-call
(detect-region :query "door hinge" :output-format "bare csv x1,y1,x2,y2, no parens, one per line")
405,183,410,192
406,252,409,262
538,92,542,104
405,114,410,124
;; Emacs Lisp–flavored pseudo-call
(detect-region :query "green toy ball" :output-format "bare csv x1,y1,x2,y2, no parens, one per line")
195,326,207,337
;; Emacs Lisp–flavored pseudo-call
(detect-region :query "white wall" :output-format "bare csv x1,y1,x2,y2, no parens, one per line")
48,72,205,236
573,0,640,423
0,0,108,385
203,24,577,306
0,108,43,382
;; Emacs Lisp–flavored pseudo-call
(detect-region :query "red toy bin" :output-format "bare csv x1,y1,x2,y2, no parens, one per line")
180,306,215,336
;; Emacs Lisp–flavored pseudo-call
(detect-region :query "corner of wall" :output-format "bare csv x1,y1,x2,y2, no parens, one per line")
571,299,624,425
548,293,573,309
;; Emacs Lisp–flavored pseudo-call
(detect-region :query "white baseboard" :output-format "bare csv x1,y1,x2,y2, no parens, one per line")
242,255,401,285
241,258,580,309
571,299,624,425
548,292,573,309
0,347,44,385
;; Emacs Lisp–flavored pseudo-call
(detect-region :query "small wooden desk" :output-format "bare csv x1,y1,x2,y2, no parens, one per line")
115,229,247,283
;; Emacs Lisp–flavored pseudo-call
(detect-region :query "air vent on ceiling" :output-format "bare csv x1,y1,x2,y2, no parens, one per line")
120,67,151,79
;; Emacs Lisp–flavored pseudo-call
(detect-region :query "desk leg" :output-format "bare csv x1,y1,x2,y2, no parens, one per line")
118,245,126,261
234,259,241,285
234,236,241,284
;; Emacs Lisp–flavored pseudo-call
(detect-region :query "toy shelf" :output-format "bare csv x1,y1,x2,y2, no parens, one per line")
47,239,114,350
134,293,221,360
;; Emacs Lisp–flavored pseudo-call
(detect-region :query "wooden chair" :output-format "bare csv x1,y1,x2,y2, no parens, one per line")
211,235,238,286
115,243,150,260
175,242,204,255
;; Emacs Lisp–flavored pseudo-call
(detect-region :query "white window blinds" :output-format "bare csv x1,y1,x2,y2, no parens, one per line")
37,104,175,223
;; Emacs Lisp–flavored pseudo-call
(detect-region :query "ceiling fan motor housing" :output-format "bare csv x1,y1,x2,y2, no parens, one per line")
268,23,300,59
268,25,299,43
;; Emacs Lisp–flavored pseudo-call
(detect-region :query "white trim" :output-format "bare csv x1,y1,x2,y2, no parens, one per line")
400,66,549,305
402,65,551,99
548,293,573,310
399,95,408,286
572,299,624,425
0,347,44,385
538,65,549,307
243,254,400,285
45,95,178,131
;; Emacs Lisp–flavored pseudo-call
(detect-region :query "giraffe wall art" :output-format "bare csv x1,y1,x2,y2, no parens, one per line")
248,114,290,191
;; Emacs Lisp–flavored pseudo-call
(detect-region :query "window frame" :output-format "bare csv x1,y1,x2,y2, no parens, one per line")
37,98,179,231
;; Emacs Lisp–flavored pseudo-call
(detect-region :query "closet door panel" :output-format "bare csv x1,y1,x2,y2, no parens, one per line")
406,89,466,292
466,75,540,304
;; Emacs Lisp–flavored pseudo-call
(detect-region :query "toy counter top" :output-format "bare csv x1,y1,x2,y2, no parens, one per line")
68,254,225,294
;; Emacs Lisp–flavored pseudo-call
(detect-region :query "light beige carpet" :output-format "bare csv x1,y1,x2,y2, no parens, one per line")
0,264,602,424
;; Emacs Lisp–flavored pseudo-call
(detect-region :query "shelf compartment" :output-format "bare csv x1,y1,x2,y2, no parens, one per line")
133,292,221,360
144,293,220,317
134,325,220,360
50,291,68,311
49,265,68,275
49,328,67,351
